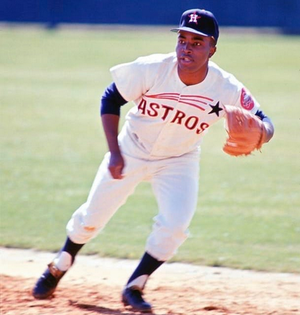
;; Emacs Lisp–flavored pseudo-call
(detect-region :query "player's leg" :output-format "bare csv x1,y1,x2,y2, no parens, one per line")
122,151,200,312
32,152,147,299
147,152,200,261
122,252,164,312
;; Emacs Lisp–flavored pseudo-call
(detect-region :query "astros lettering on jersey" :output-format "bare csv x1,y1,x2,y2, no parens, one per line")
111,53,259,158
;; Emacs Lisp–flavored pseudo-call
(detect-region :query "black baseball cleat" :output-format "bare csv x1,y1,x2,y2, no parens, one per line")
32,262,67,299
122,287,152,313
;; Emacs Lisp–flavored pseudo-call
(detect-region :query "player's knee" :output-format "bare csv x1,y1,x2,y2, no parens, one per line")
66,206,101,244
67,221,99,244
146,225,189,261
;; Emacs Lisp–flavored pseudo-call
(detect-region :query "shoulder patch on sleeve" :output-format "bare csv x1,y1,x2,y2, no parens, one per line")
240,88,255,110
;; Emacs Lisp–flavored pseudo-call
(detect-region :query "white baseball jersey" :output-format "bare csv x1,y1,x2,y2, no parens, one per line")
67,53,261,261
111,52,260,158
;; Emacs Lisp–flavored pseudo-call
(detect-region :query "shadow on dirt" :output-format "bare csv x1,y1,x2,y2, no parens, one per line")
70,300,169,315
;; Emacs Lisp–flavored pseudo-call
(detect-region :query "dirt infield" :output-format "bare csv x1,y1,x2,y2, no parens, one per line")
1,248,299,315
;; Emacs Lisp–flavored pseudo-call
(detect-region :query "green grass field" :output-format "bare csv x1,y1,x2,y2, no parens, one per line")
1,26,299,273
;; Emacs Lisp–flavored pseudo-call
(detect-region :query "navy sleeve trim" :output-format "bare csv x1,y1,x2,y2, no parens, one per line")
255,109,268,121
101,82,127,116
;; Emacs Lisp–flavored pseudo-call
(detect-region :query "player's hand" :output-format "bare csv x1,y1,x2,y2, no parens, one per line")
108,151,125,179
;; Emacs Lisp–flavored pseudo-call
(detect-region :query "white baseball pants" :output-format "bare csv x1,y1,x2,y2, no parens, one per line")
66,136,200,261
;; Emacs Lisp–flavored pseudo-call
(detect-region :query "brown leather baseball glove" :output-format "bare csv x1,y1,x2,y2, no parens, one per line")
223,105,267,156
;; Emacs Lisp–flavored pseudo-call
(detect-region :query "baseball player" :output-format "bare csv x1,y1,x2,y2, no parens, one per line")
32,9,274,313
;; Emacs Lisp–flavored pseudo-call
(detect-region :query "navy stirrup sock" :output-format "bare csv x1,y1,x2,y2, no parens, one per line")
61,237,84,262
126,252,165,289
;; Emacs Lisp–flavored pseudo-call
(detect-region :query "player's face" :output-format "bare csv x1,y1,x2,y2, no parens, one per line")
176,31,216,85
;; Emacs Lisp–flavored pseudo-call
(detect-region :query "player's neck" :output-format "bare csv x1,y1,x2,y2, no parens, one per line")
178,66,209,86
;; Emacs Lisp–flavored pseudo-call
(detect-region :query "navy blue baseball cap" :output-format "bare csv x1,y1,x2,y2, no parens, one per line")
171,9,219,43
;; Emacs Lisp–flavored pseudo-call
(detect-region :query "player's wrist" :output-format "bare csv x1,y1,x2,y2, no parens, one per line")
110,148,122,156
261,118,274,144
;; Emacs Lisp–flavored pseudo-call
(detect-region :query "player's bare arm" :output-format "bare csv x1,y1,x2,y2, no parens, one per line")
100,82,127,179
261,117,274,143
255,110,275,143
101,114,124,179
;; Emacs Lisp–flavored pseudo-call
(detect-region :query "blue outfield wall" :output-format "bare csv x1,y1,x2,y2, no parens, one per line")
0,0,299,33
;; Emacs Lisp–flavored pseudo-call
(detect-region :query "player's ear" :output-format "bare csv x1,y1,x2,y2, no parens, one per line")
209,43,217,58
